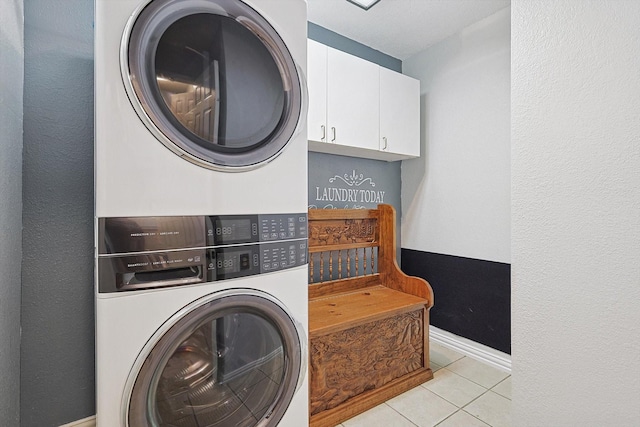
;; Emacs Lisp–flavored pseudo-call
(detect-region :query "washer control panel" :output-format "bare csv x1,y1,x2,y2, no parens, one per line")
97,213,307,293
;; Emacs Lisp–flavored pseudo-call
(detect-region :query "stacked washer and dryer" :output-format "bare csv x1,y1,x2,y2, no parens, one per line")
94,1,309,426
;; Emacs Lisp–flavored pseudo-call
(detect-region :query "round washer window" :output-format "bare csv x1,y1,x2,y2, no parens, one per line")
127,292,303,427
123,0,304,170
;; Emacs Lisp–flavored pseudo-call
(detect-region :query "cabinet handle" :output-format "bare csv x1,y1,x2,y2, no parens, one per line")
382,136,388,150
321,125,326,141
331,127,336,142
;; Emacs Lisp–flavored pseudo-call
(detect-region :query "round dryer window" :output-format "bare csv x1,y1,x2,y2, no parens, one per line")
126,292,304,427
122,0,305,171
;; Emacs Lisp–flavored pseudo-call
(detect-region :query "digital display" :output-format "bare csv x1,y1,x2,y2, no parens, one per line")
217,251,251,274
214,219,252,242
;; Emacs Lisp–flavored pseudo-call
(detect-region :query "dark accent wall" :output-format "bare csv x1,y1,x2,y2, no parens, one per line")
309,152,401,260
22,1,95,425
402,249,511,354
0,0,23,424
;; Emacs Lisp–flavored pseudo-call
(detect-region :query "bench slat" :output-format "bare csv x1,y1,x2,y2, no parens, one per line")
308,241,378,253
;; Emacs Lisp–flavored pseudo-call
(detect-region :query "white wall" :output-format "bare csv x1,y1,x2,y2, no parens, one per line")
512,1,640,425
401,8,510,264
0,0,23,425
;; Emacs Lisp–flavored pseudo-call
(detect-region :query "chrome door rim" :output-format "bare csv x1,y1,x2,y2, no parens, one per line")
120,0,307,172
122,288,307,427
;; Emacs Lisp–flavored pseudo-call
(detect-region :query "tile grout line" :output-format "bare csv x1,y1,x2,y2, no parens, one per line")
429,352,465,370
383,402,421,427
433,409,462,427
429,362,509,393
459,388,494,424
419,369,489,409
490,376,512,401
459,388,512,426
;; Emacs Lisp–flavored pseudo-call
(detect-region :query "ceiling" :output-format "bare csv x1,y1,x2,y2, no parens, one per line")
307,0,510,60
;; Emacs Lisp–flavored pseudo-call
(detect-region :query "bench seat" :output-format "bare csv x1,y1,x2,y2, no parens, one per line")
309,284,429,338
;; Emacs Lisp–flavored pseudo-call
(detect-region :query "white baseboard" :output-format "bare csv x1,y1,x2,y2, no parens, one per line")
429,325,511,373
59,415,96,427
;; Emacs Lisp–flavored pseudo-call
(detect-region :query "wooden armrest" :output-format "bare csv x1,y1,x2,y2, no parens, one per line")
378,204,434,306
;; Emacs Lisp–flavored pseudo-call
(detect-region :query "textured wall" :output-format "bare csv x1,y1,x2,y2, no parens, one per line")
512,1,640,425
398,8,511,353
0,0,23,425
22,0,95,425
401,8,511,264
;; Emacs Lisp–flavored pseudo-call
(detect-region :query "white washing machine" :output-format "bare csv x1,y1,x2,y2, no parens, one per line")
94,0,309,426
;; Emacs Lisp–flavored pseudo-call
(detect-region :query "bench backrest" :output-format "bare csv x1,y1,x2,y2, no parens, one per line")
308,204,406,300
308,208,381,284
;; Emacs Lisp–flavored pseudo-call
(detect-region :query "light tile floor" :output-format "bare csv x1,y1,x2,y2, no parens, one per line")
335,342,511,427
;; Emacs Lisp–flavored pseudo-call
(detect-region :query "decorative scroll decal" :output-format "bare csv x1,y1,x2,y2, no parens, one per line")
309,219,376,246
328,170,376,187
310,169,385,210
309,310,424,415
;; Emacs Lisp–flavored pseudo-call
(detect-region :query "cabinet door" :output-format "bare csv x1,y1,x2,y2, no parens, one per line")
327,47,379,151
307,40,328,142
379,67,420,157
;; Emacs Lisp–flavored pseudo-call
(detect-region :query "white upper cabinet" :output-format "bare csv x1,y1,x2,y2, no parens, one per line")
326,47,380,151
307,39,420,161
379,67,420,157
307,39,328,143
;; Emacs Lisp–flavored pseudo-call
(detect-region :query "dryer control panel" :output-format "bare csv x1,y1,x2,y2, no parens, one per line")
97,214,307,293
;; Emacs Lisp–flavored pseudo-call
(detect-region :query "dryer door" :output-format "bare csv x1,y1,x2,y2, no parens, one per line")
123,0,305,171
126,292,304,427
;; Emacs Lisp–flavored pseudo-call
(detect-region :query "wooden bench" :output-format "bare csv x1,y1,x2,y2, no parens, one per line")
307,204,435,427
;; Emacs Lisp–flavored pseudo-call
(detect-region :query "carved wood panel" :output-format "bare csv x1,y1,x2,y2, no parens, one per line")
309,310,424,415
309,218,377,246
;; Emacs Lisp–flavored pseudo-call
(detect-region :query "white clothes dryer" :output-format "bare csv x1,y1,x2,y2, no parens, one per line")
94,0,309,426
95,0,308,218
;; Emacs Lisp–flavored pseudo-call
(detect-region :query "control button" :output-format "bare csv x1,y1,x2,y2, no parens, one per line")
272,262,279,269
263,263,271,270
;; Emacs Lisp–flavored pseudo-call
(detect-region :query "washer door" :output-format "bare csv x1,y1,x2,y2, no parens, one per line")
123,0,305,171
127,292,304,427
